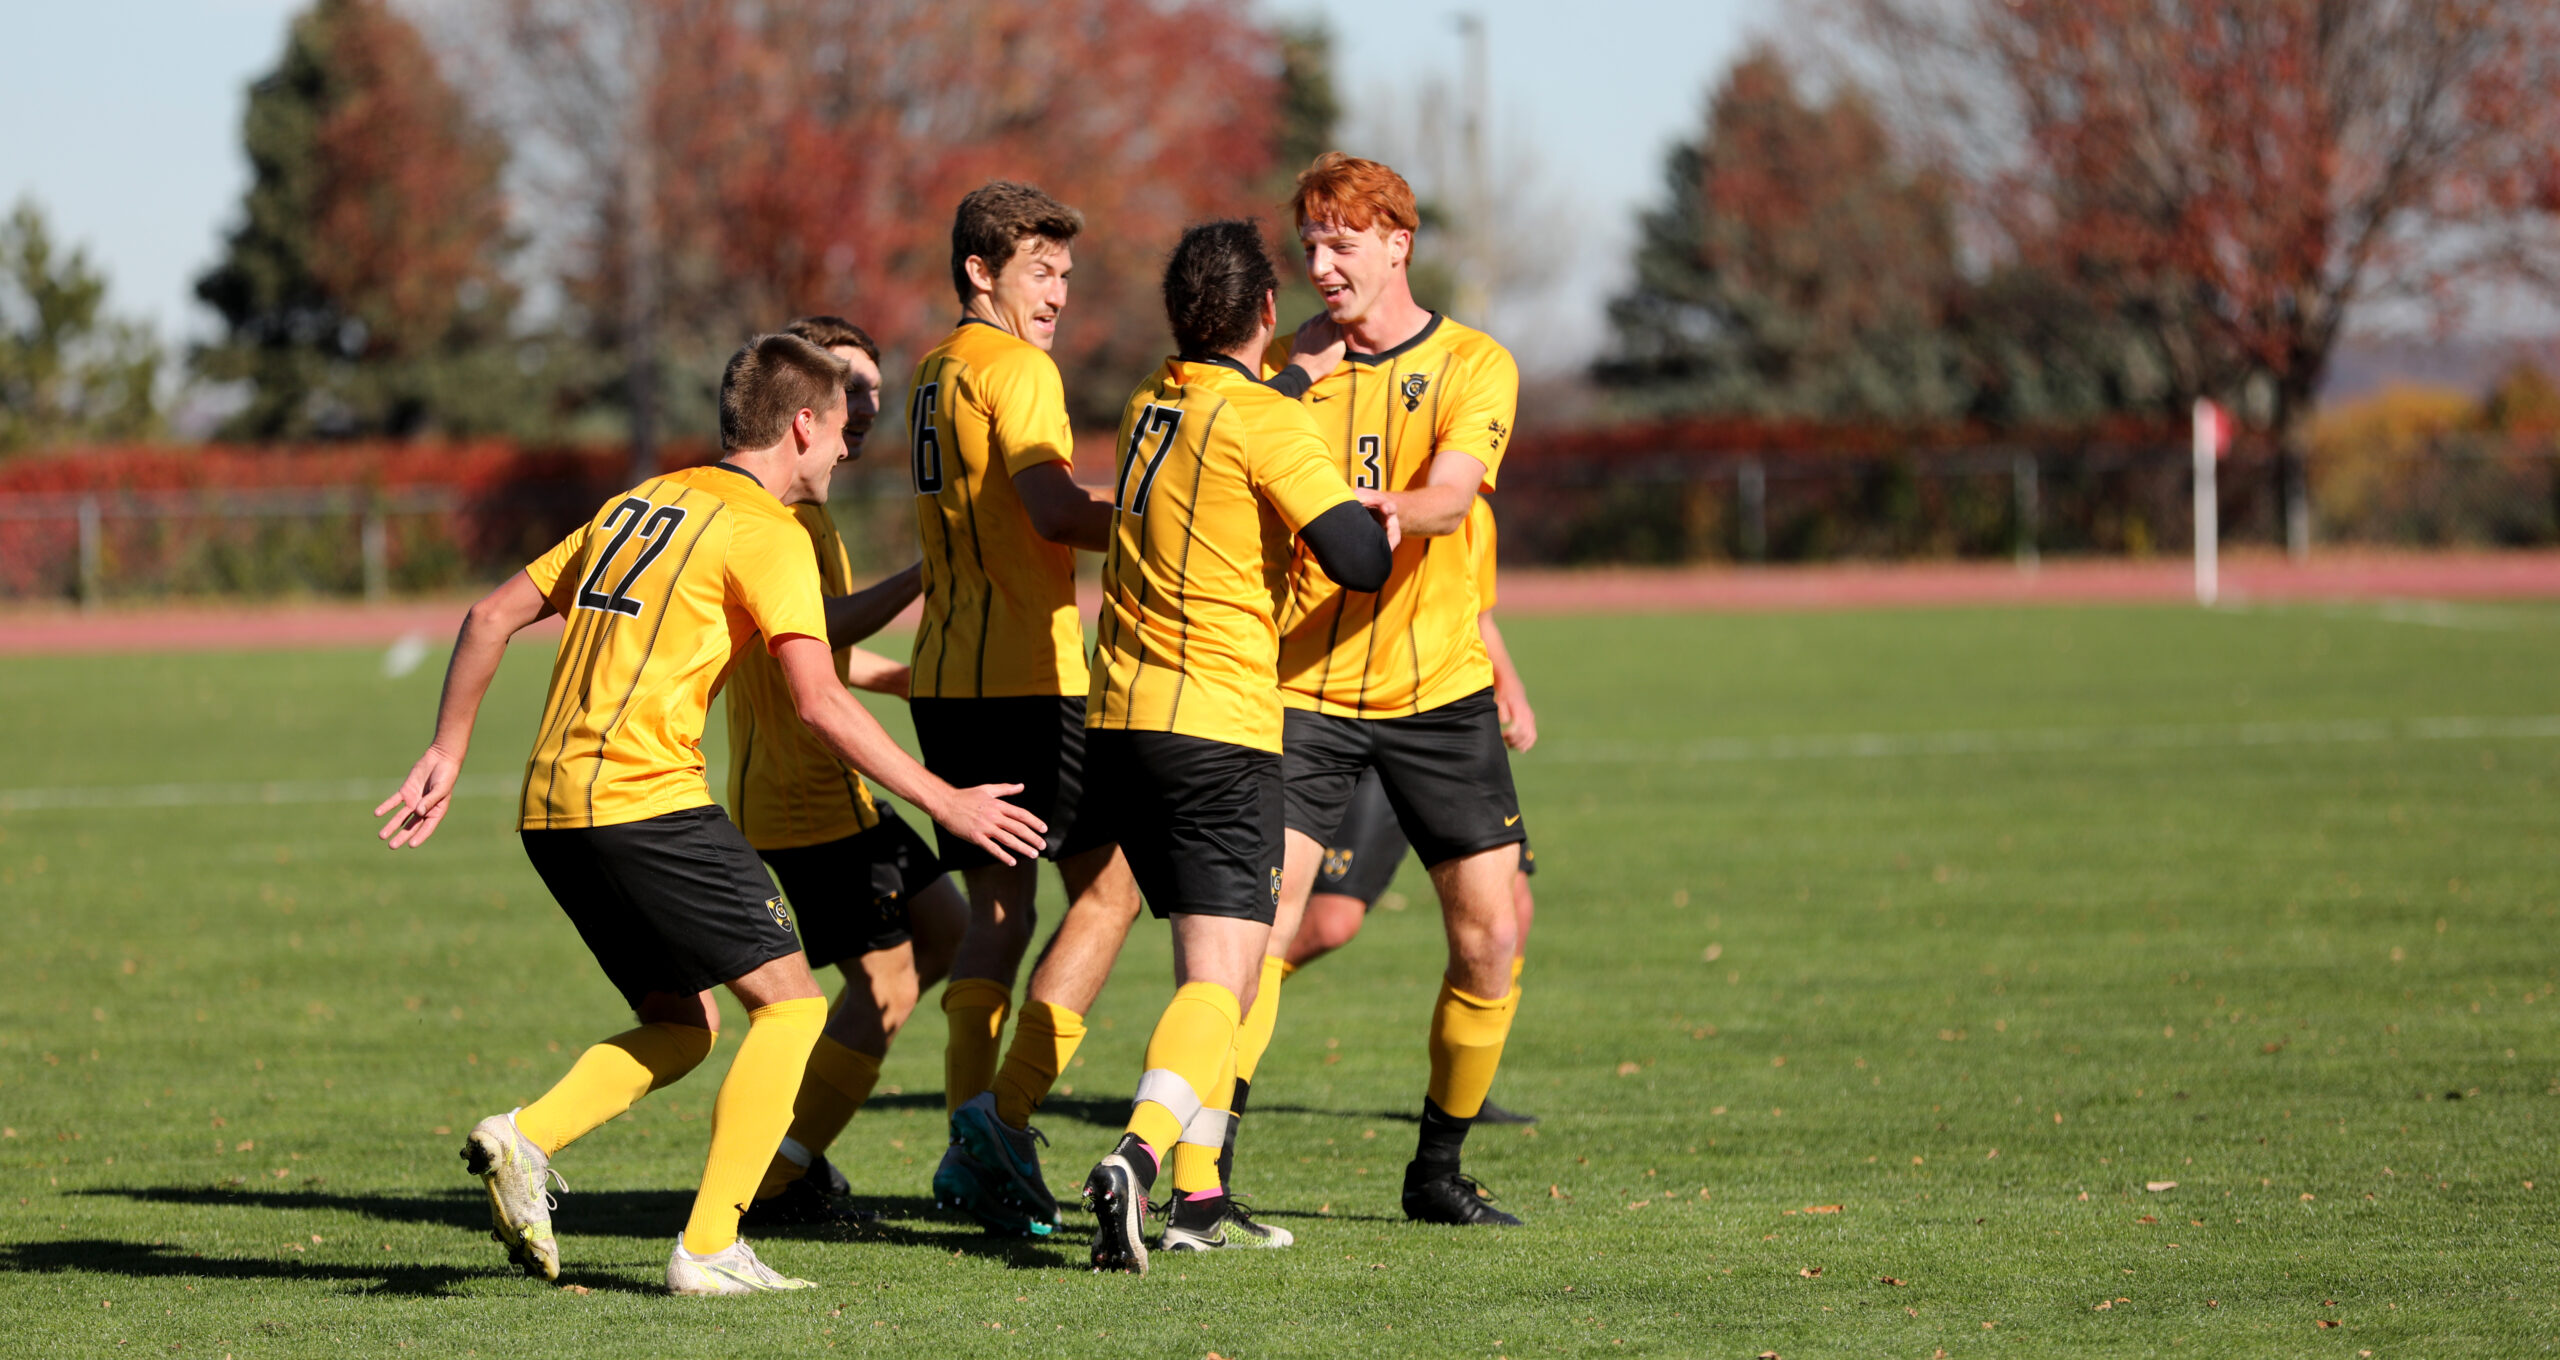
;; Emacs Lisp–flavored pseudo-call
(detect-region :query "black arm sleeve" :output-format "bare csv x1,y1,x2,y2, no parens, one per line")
1263,364,1314,400
1297,500,1392,593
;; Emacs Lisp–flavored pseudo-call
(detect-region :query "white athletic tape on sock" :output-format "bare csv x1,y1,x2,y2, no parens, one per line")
1178,1106,1233,1149
777,1137,813,1169
1131,1068,1204,1128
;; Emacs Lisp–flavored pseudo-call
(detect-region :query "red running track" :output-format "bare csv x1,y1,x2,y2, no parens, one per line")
6,549,2559,655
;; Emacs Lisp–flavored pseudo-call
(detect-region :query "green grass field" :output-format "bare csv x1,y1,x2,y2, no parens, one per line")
4,602,2558,1357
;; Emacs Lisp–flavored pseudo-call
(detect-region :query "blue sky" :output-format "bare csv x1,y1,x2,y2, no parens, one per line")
0,1,1770,371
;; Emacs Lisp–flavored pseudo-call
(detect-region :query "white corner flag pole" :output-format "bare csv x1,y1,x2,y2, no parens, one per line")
2193,397,2219,608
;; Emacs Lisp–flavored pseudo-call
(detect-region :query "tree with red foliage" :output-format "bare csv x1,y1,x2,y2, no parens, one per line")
195,0,521,440
1844,0,2560,447
469,0,1285,466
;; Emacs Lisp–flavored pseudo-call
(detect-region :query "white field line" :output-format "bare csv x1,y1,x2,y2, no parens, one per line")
0,773,517,813
1542,715,2560,766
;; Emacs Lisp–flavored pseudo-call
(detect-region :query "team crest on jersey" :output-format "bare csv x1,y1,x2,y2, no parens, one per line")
1400,373,1431,411
765,896,791,929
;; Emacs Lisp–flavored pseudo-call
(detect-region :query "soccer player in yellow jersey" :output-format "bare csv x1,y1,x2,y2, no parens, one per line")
721,316,974,1228
1240,153,1532,1227
1074,219,1395,1273
1281,496,1540,1132
373,334,1043,1295
902,183,1149,1237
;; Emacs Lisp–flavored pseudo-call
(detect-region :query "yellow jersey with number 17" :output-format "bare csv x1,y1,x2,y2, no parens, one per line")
518,462,826,831
907,318,1087,700
723,503,885,851
1267,313,1519,717
1089,355,1360,753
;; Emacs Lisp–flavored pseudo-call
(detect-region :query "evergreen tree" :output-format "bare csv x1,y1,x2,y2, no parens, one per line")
0,199,162,452
1598,49,1971,422
194,0,523,439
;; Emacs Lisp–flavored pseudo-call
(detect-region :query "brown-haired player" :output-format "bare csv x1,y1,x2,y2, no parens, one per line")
723,316,975,1228
905,182,1145,1238
1234,152,1532,1227
374,333,1044,1294
1075,218,1395,1272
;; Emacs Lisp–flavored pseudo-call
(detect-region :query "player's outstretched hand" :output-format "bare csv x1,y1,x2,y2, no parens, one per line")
1290,314,1347,382
375,745,463,849
938,782,1046,866
1498,690,1539,752
1354,487,1404,552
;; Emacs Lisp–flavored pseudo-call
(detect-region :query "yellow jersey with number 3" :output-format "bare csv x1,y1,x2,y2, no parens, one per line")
1089,356,1360,753
722,504,885,850
518,462,826,831
1266,313,1518,716
906,319,1087,700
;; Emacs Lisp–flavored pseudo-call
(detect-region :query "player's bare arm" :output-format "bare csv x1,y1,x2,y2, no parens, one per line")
374,570,553,849
1480,612,1536,751
1013,461,1114,552
824,562,921,648
775,636,1043,865
841,646,909,698
1373,450,1487,538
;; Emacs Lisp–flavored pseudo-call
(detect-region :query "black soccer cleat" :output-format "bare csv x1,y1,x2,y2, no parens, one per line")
742,1155,879,1229
1473,1099,1538,1126
1402,1166,1523,1226
1084,1154,1151,1274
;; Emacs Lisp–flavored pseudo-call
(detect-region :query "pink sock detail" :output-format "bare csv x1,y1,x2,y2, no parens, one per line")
1181,1188,1225,1202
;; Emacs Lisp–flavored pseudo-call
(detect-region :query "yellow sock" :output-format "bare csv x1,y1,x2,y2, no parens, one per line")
683,997,825,1256
754,1037,881,1201
1232,955,1287,1085
515,1022,716,1156
1425,981,1519,1120
1276,958,1298,980
940,977,1012,1112
1127,982,1240,1154
1171,1046,1238,1195
992,1000,1086,1129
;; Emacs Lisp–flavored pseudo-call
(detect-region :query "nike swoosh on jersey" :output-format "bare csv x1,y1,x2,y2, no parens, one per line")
1310,393,1334,402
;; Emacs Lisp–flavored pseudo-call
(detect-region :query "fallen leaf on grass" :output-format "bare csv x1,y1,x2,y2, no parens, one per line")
2137,1215,2158,1224
1757,1352,1780,1359
2145,1181,2177,1192
2094,1301,2113,1311
2317,1320,2341,1329
1799,1267,1823,1278
560,1285,590,1296
1803,1204,1842,1214
1616,1062,1641,1076
1626,1201,1650,1211
1878,1276,1905,1287
1548,1185,1570,1200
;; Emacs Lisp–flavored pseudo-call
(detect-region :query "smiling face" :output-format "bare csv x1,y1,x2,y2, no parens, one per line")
830,345,883,457
969,236,1073,351
782,388,851,505
1300,218,1410,328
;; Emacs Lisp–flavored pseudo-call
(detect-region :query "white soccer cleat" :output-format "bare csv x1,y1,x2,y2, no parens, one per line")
666,1233,818,1295
460,1111,563,1280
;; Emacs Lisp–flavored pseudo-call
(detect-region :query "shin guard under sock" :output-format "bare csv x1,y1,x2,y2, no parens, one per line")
683,997,824,1255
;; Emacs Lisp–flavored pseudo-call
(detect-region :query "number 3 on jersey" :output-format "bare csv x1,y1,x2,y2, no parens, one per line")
1355,433,1384,490
909,382,943,494
1116,404,1185,516
574,496,688,618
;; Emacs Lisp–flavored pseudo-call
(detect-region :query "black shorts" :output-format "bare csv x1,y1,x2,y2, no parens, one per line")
1316,767,1535,906
910,695,1111,870
1083,729,1281,924
757,809,944,964
1282,688,1525,868
520,805,803,1009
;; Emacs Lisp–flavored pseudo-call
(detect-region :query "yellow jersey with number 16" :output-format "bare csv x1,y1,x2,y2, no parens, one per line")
907,318,1087,700
518,462,826,831
1089,355,1360,753
723,503,885,851
1267,313,1518,717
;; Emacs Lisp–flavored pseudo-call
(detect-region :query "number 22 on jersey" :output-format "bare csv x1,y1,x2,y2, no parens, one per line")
573,496,689,619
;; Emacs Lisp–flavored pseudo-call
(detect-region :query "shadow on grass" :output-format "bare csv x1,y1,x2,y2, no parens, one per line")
0,1236,656,1298
77,1184,1084,1271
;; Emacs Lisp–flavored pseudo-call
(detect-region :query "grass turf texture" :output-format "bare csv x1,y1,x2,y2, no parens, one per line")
2,603,2556,1356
